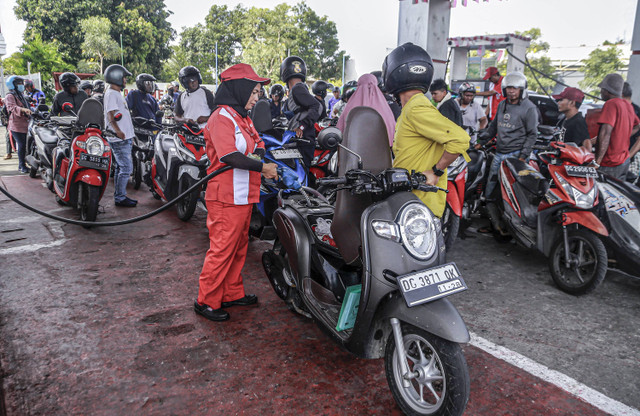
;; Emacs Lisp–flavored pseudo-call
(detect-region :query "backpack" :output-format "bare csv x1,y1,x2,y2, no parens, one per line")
0,104,9,127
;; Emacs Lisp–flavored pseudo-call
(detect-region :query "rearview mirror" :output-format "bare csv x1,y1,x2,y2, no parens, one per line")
316,126,342,151
62,102,74,112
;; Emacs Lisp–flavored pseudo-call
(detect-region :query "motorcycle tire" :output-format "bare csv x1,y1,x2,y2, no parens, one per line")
28,144,38,178
548,229,607,295
79,183,100,226
262,250,290,301
132,157,142,190
176,176,199,221
441,206,460,251
385,324,469,416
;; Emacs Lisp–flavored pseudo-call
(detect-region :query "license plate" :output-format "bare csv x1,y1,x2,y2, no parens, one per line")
271,148,302,160
565,165,598,178
78,153,109,170
396,263,467,307
185,134,205,146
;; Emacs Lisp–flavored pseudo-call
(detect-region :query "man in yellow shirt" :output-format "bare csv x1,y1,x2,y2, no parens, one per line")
383,43,470,217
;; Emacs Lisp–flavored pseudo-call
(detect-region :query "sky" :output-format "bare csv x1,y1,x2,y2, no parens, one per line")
1,0,638,75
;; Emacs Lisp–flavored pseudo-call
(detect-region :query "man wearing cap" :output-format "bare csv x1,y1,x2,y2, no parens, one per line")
586,73,640,180
553,87,590,146
328,87,341,117
477,67,505,121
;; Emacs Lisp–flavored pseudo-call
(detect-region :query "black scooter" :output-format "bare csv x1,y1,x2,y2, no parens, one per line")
25,104,59,186
262,107,470,416
131,116,159,190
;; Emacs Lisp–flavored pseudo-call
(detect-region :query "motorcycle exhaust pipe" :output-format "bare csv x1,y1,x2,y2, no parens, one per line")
25,155,40,170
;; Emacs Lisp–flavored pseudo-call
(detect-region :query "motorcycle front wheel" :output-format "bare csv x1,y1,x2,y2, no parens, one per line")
79,183,100,225
548,229,607,295
441,206,460,251
176,176,199,221
131,156,142,190
385,325,469,416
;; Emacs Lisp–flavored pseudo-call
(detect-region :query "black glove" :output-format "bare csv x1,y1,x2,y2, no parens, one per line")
477,129,492,142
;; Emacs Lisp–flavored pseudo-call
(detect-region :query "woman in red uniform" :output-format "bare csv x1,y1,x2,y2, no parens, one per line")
194,64,278,322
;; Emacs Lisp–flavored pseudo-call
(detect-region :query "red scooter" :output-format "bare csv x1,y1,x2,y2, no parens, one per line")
489,141,608,294
50,100,113,223
441,155,468,250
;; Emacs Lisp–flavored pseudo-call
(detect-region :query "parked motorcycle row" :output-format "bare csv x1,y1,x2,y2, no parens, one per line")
19,94,640,416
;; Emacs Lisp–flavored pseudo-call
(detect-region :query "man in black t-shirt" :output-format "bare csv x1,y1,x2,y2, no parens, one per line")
429,79,463,127
553,87,589,145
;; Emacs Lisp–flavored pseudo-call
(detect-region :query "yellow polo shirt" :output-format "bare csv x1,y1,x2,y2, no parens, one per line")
392,93,470,217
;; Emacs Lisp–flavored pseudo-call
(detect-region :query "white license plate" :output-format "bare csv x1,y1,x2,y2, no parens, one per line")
397,263,467,307
271,148,302,160
565,165,598,178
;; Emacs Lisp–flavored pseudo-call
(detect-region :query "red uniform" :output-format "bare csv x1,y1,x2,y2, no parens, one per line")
488,76,504,121
197,105,264,309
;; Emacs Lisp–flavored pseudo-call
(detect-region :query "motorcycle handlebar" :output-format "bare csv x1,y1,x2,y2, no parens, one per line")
316,177,347,186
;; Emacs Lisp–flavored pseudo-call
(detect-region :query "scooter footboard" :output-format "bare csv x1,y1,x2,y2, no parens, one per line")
378,292,470,344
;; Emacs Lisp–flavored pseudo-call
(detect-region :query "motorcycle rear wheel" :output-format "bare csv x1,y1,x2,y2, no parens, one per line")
385,325,469,416
28,144,38,178
441,206,460,251
79,183,100,226
131,157,142,190
176,176,199,221
549,229,607,295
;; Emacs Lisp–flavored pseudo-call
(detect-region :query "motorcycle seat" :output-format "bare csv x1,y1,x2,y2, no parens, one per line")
251,100,274,133
35,126,59,144
504,157,548,197
467,149,486,176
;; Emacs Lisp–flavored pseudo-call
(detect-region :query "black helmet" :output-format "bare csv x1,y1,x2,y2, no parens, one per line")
370,70,385,92
135,73,156,93
178,66,202,92
24,79,34,88
311,80,329,98
80,80,94,92
171,81,180,89
93,80,105,94
104,64,132,88
341,80,357,101
59,72,81,92
382,42,434,95
280,56,307,83
343,88,356,102
270,84,285,99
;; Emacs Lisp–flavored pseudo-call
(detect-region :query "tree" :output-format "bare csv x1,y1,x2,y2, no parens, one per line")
579,46,624,96
80,17,120,74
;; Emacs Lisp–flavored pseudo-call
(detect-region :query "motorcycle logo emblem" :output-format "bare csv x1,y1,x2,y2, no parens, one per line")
409,65,427,74
292,61,302,73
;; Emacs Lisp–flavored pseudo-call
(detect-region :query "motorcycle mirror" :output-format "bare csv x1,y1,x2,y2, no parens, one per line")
114,113,123,121
156,110,164,118
62,102,74,112
37,104,50,112
316,126,342,151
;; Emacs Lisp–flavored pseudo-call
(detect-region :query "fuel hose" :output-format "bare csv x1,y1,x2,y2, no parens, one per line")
0,166,231,227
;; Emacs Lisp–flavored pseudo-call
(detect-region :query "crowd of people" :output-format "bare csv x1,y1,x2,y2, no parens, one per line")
1,43,639,321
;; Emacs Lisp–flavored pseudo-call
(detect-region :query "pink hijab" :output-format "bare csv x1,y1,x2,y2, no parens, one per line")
336,74,397,146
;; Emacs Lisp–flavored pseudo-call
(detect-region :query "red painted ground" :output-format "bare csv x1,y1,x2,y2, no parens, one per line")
0,175,611,415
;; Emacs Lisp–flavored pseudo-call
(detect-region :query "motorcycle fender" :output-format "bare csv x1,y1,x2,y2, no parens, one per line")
177,164,200,182
272,206,313,285
561,211,609,237
378,293,470,344
74,169,103,186
446,181,462,217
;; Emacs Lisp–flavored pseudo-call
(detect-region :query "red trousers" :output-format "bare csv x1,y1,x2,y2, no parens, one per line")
197,201,252,309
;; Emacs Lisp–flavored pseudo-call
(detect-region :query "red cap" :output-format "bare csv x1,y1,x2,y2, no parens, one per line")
219,64,271,85
552,87,584,103
483,67,499,80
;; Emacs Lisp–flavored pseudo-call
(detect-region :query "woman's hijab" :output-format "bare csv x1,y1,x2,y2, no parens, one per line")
213,79,258,118
336,73,397,146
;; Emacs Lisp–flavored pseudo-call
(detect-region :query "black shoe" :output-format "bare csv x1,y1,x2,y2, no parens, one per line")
221,294,258,308
115,197,137,207
194,301,230,321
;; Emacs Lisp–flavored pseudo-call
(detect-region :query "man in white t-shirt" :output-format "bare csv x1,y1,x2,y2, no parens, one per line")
173,66,215,129
103,64,137,207
456,82,487,145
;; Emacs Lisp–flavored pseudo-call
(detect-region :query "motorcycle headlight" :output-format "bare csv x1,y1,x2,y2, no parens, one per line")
86,137,104,155
398,203,437,260
555,174,574,201
572,186,596,209
372,220,401,242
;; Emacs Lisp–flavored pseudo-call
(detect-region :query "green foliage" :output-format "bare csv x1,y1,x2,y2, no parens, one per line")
14,0,174,75
163,2,347,83
579,46,624,96
80,17,120,74
512,28,555,93
2,34,71,78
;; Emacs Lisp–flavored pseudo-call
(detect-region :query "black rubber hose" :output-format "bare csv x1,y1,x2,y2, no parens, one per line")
0,166,232,227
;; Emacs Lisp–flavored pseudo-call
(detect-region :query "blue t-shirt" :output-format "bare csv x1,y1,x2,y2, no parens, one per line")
126,89,161,123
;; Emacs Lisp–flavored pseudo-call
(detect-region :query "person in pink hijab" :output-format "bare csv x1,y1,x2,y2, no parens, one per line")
336,74,397,146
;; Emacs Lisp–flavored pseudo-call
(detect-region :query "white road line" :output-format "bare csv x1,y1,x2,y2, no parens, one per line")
470,332,640,416
0,239,67,256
